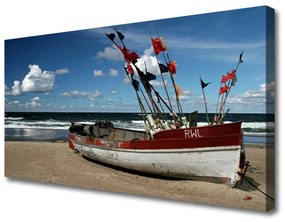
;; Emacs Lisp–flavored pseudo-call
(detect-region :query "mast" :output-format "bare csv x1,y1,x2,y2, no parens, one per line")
214,51,244,123
200,76,211,125
151,28,187,127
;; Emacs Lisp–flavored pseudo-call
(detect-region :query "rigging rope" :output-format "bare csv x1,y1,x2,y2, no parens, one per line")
243,176,275,201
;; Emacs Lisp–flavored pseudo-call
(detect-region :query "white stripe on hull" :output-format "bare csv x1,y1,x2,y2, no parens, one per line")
73,142,241,187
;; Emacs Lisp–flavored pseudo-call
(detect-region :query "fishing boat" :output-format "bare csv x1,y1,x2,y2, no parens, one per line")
68,29,248,187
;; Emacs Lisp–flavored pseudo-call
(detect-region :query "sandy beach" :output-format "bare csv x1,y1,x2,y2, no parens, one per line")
4,141,275,212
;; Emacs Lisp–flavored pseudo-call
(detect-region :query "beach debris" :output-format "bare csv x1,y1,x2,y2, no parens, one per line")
243,195,253,200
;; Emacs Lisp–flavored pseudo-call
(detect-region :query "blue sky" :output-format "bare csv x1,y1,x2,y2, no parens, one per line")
4,6,274,113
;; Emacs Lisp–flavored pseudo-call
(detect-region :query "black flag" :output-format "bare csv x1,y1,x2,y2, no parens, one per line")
200,77,211,89
131,78,139,92
105,33,115,41
159,63,169,73
146,71,156,81
239,51,244,63
116,30,125,41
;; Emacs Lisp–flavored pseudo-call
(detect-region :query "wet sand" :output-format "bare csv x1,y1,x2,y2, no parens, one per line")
4,141,275,212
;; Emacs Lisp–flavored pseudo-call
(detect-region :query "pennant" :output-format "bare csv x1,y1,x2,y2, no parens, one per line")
123,66,139,92
127,64,134,75
105,33,115,41
239,51,244,63
167,60,177,74
200,78,211,89
174,83,183,97
106,32,139,64
146,72,156,81
151,37,168,55
131,78,139,92
116,30,125,41
221,75,228,84
231,75,237,86
159,63,169,73
219,86,230,95
227,69,236,80
127,51,139,63
118,46,139,63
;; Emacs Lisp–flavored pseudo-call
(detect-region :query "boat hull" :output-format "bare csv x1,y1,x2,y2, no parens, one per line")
68,122,244,187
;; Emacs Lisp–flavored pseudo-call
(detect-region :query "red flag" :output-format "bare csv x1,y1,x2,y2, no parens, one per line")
174,83,183,97
151,37,167,55
227,69,236,80
221,75,228,84
127,64,134,75
168,60,177,74
127,51,139,63
219,86,230,94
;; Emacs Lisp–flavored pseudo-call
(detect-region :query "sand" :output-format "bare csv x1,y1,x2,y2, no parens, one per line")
4,141,275,212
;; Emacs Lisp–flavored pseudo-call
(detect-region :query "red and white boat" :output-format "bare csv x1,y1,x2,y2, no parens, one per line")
68,120,246,187
68,29,248,187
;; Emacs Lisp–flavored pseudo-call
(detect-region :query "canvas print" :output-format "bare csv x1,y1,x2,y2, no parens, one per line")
4,6,275,211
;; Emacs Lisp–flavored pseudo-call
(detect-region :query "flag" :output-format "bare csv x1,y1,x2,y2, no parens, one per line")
174,83,183,97
231,75,237,86
239,51,244,63
159,63,168,73
146,71,156,81
105,33,115,41
221,75,228,84
167,60,177,74
127,51,139,63
106,32,139,64
127,64,134,75
115,30,124,41
119,45,139,63
151,37,168,55
200,78,211,89
131,78,139,92
219,86,230,95
227,69,236,80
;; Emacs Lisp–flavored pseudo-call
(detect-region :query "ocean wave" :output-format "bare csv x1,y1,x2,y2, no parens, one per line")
5,117,24,120
5,120,71,130
4,117,275,134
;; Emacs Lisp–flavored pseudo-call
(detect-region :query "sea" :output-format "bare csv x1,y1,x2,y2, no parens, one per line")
4,112,275,145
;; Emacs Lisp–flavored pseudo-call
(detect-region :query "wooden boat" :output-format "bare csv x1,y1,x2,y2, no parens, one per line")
68,29,248,187
68,121,246,187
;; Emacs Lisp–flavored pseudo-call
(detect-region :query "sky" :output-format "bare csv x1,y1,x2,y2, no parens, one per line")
4,6,275,113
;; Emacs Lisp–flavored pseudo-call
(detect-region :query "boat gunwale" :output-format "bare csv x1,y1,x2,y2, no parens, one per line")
72,140,241,154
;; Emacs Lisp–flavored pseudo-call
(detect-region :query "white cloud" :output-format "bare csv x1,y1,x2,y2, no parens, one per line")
111,90,117,94
93,70,104,77
21,65,55,93
60,90,103,100
55,68,69,74
24,97,41,108
30,100,41,108
225,81,275,112
31,96,40,101
5,81,21,96
136,55,161,76
5,65,69,96
123,76,130,84
95,44,123,61
8,100,20,105
150,80,167,88
109,68,118,77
